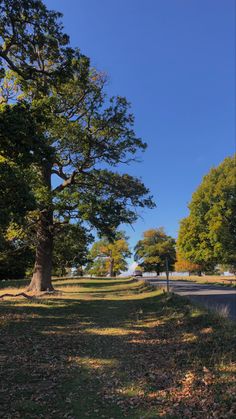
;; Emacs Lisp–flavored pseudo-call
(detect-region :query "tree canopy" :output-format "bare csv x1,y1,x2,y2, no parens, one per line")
0,154,35,280
177,155,236,272
134,228,176,275
0,0,72,86
87,232,131,277
53,224,93,276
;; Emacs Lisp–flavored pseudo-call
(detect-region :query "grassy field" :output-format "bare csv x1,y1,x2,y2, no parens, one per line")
0,277,236,418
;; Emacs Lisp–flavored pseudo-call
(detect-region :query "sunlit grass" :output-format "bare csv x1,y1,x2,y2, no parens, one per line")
163,274,236,287
71,356,119,369
0,286,25,295
84,327,144,336
181,332,198,343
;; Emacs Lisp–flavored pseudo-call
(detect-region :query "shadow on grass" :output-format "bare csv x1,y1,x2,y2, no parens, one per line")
0,292,235,418
0,277,135,291
59,286,146,295
53,278,136,288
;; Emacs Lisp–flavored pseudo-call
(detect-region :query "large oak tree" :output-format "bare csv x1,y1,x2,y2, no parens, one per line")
0,0,155,291
134,228,176,276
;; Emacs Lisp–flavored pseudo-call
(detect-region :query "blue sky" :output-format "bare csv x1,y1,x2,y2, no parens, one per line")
46,0,235,253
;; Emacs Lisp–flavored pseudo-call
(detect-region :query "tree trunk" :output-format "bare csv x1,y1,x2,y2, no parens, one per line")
166,269,170,293
27,163,54,292
109,256,114,277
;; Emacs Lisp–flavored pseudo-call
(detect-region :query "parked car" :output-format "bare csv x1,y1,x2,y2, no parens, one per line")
133,270,143,277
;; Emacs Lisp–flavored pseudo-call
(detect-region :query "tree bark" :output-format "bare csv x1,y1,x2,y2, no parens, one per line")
109,256,114,277
27,163,54,292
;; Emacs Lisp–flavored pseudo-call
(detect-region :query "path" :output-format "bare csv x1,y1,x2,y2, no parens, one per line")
145,278,236,320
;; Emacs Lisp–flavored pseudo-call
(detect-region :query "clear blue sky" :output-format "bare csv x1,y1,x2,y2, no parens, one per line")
46,0,235,252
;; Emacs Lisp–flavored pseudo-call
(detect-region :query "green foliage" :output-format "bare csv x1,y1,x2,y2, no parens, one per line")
177,155,236,271
134,228,176,274
0,0,71,88
0,102,50,163
86,258,107,277
0,155,35,280
53,223,93,276
87,232,131,276
0,0,155,229
0,221,34,280
0,243,33,280
0,156,35,227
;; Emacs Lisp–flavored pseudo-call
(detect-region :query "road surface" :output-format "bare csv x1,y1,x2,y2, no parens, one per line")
145,278,236,321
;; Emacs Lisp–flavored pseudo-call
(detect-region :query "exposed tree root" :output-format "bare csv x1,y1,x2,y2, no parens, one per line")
0,292,34,300
0,289,63,300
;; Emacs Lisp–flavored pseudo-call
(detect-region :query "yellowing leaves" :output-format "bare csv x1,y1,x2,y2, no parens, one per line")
88,233,131,276
5,222,26,241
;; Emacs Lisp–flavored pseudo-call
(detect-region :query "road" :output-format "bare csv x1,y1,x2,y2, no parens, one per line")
145,278,236,321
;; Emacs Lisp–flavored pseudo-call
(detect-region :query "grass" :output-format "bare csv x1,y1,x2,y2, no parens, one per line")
0,277,236,418
160,274,236,287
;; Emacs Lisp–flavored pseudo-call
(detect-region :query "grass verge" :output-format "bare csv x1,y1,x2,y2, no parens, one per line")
159,275,236,288
0,277,235,418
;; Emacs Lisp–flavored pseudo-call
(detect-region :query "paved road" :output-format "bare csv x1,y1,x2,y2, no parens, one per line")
145,278,236,321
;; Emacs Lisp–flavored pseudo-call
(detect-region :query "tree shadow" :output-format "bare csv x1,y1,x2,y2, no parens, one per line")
0,293,235,418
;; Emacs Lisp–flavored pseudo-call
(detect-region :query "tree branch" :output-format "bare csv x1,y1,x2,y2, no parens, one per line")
52,170,77,193
51,168,68,181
